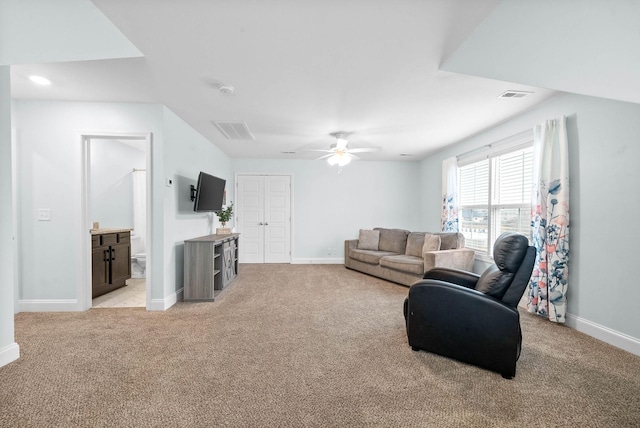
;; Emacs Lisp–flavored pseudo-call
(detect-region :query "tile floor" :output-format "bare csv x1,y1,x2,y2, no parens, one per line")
92,278,146,308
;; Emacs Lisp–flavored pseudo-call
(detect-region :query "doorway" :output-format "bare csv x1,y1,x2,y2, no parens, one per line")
81,133,152,310
236,174,292,263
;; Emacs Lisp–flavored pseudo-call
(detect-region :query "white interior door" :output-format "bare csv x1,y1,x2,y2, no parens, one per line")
236,175,291,263
237,175,265,263
264,175,291,263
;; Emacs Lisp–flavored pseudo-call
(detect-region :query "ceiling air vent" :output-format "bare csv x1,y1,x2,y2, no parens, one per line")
498,90,532,99
212,121,255,140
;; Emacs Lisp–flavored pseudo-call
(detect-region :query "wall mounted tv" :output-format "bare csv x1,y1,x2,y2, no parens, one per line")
191,172,226,212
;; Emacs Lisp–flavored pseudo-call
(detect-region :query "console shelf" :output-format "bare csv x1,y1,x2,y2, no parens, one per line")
183,233,240,301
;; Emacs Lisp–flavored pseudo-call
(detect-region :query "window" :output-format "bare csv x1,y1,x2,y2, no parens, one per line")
458,133,533,258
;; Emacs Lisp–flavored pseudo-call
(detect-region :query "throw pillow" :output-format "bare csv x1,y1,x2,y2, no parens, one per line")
437,232,464,250
405,232,426,257
357,229,380,251
375,228,410,253
422,233,441,253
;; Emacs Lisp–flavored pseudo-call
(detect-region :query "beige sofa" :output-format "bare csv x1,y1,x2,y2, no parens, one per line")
344,227,475,286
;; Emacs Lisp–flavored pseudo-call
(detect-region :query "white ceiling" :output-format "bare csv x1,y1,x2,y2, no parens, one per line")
9,0,572,161
442,0,640,105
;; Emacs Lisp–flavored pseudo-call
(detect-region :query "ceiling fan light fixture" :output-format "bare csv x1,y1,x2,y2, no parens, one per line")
339,156,352,166
327,152,351,166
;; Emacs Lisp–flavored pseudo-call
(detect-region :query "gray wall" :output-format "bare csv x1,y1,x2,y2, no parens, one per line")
161,106,232,297
0,66,19,366
12,101,233,307
420,92,640,341
13,100,164,303
232,158,422,261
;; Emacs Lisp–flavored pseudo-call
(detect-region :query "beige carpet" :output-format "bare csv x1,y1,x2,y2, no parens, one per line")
2,264,640,427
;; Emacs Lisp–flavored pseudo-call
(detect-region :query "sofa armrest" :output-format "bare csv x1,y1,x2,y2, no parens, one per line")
344,239,358,267
422,248,475,273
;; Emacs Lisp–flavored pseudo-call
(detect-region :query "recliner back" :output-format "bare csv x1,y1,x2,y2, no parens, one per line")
474,232,536,307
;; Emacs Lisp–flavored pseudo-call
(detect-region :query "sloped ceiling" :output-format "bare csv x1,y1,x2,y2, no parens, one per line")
10,0,563,161
443,0,640,105
0,0,142,65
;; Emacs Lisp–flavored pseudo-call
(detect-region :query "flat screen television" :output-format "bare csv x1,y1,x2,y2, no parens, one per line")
193,172,226,212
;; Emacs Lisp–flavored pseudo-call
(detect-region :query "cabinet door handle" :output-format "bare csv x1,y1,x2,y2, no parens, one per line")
103,249,109,262
258,222,263,225
264,222,269,226
111,248,115,261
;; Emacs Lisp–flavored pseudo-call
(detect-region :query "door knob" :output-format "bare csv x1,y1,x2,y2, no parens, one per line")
258,222,263,225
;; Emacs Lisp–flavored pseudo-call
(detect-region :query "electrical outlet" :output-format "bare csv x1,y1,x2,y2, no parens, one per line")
327,247,334,256
38,209,51,221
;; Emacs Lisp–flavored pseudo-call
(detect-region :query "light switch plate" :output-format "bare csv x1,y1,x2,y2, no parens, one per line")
38,209,51,221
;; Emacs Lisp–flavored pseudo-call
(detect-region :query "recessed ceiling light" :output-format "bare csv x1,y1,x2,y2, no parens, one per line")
29,75,51,86
399,153,413,157
281,151,296,154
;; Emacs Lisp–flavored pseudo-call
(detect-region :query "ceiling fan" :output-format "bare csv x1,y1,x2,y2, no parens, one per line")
309,132,381,166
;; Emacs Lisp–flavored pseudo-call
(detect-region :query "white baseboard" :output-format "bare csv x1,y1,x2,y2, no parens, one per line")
148,287,183,311
0,343,20,368
565,313,640,357
19,299,81,312
291,258,344,264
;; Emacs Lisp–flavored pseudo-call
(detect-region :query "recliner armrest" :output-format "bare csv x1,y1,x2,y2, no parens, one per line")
423,267,480,289
408,280,518,321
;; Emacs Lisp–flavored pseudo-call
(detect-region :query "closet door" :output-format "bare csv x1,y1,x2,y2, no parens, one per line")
236,175,291,264
264,175,291,263
237,175,265,263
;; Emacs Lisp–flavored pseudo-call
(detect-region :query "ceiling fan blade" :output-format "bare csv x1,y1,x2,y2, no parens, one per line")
346,153,361,161
301,148,333,153
315,153,334,160
347,147,381,153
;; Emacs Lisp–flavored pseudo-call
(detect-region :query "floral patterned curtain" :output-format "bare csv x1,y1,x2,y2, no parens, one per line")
441,157,459,232
528,116,570,323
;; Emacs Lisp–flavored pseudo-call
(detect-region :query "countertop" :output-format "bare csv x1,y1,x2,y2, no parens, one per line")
90,228,133,235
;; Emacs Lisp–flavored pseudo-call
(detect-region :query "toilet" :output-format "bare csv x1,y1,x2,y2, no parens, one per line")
131,234,146,278
132,253,146,278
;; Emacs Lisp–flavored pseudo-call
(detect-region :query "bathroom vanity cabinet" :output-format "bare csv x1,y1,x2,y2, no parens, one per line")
91,230,132,298
183,233,240,301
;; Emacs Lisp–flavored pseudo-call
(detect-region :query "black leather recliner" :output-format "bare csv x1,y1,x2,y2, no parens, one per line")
403,232,535,378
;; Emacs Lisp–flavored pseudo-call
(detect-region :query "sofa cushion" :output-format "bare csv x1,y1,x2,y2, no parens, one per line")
423,233,441,252
379,255,424,275
375,228,410,254
357,229,380,251
435,232,465,250
405,232,426,257
350,249,398,265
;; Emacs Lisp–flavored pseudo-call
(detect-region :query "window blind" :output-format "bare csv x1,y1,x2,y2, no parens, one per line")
457,131,534,257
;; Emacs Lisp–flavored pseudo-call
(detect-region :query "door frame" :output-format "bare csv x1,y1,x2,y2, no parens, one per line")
80,132,153,310
234,173,294,263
